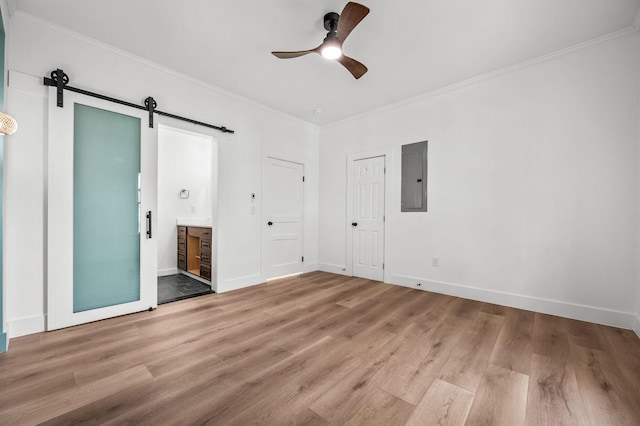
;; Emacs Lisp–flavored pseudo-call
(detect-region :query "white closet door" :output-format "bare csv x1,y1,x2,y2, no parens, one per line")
262,157,304,279
352,156,385,281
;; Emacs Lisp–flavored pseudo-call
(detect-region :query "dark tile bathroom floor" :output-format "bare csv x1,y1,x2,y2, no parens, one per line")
158,273,214,305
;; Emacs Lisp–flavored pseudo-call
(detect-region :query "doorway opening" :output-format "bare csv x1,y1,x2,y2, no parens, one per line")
157,125,217,304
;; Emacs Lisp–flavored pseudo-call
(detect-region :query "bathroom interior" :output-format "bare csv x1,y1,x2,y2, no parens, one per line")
157,125,217,304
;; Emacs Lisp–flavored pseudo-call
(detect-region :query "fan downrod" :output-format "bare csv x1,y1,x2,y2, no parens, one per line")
323,12,339,31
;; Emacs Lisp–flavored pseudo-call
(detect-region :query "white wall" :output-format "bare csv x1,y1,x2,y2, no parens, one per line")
157,126,213,277
320,32,640,329
4,12,319,337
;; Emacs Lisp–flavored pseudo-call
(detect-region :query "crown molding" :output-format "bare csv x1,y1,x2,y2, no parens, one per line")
12,10,320,133
6,0,14,17
0,0,11,31
324,26,639,130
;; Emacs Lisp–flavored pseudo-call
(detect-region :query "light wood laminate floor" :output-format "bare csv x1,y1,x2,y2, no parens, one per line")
1,272,640,425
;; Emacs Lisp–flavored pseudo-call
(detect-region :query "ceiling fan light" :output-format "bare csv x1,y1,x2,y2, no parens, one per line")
321,45,342,60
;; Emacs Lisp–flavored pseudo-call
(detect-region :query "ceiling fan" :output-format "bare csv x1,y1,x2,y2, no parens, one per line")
272,2,370,79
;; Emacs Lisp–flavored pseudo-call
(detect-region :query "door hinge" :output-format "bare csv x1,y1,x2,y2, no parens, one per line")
383,263,385,269
383,215,385,222
302,176,305,182
302,256,304,262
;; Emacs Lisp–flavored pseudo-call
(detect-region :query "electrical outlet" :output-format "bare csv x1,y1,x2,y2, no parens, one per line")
432,257,439,267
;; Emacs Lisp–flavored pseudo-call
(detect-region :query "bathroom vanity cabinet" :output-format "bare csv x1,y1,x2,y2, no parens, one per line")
177,225,212,281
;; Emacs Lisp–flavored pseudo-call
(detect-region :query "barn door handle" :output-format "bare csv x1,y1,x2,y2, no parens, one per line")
267,221,273,226
352,222,358,227
146,211,152,239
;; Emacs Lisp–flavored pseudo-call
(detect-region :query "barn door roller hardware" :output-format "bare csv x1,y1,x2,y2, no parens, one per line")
43,68,235,134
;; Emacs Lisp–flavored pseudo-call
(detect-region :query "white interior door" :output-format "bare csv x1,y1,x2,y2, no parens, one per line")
47,89,157,331
352,156,385,281
263,157,304,279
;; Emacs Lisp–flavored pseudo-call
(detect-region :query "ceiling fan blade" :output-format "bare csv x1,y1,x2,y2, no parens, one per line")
272,47,320,59
337,54,368,79
337,2,370,43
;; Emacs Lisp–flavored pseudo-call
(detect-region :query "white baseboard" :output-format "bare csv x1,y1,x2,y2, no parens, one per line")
218,273,264,293
219,266,322,293
8,315,46,338
634,314,640,339
303,263,319,274
388,274,635,330
157,268,179,277
318,263,350,276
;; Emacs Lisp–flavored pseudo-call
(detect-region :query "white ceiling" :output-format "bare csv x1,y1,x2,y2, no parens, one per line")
13,0,640,126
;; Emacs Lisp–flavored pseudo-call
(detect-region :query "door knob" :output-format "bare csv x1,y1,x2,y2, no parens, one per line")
352,222,358,227
267,221,273,226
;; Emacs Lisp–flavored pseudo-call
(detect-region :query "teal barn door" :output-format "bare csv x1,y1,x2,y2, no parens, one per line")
47,91,157,330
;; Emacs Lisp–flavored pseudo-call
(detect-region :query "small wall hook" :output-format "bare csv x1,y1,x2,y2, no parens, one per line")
180,189,190,199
